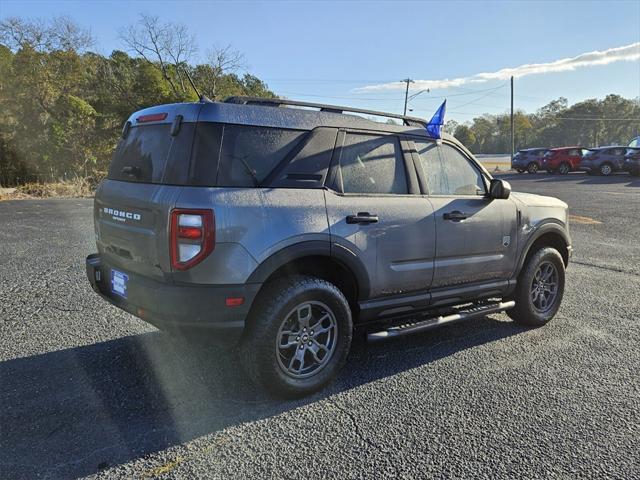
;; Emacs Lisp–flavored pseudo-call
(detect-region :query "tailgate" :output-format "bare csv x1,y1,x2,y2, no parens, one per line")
94,180,182,280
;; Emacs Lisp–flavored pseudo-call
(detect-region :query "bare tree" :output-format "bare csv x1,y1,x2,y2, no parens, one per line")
0,16,93,52
119,14,197,97
206,44,246,99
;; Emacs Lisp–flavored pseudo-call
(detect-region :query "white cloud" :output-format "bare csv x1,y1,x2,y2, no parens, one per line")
355,43,640,92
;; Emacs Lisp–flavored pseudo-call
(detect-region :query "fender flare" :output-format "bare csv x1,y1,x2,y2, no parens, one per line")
515,221,571,275
246,240,371,299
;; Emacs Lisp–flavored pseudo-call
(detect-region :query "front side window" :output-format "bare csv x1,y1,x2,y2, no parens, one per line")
415,141,486,196
339,133,407,194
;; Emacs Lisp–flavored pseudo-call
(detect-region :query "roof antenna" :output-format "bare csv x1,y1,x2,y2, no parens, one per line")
182,68,213,103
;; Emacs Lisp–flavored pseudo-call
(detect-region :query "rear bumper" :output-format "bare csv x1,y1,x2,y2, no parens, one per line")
86,253,260,340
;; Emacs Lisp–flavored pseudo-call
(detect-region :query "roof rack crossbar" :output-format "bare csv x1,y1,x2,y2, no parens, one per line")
224,96,427,127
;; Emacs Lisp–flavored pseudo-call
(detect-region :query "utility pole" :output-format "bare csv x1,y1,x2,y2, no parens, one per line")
402,78,414,116
510,76,514,159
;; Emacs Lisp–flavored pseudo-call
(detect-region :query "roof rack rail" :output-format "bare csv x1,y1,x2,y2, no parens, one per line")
224,96,427,127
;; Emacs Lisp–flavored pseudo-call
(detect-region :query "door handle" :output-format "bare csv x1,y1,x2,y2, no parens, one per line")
443,210,468,221
346,212,379,224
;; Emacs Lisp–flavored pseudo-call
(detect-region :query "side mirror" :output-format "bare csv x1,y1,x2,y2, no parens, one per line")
489,179,511,199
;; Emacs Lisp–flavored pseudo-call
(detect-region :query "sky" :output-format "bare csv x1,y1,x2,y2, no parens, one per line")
1,0,639,123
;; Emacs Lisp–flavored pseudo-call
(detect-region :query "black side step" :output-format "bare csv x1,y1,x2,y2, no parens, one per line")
367,300,516,342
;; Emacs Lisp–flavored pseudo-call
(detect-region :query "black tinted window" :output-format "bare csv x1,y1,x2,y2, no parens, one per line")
217,125,307,187
189,123,223,186
108,124,193,184
339,133,407,194
415,141,485,196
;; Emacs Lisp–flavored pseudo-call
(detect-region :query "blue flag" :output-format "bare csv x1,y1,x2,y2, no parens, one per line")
426,100,446,139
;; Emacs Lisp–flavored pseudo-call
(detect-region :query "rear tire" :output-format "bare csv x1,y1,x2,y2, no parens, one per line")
527,162,539,174
507,247,565,327
240,275,352,398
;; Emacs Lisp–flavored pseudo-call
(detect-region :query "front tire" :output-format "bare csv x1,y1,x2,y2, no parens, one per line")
558,162,570,175
507,247,565,327
599,163,613,176
240,276,353,398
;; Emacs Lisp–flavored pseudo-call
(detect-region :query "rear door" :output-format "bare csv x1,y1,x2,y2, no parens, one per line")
567,148,582,169
95,106,198,279
412,140,518,288
325,131,436,298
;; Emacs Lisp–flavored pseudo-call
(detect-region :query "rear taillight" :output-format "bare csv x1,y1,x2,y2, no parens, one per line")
170,209,215,271
137,112,168,123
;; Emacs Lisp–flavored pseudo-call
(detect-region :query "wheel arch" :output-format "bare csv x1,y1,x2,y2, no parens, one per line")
516,224,570,276
246,241,370,311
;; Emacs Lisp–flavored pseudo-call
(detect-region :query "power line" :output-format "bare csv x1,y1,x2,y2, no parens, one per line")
278,92,404,101
451,84,509,109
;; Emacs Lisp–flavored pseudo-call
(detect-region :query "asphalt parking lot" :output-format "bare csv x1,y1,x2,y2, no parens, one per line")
1,173,639,479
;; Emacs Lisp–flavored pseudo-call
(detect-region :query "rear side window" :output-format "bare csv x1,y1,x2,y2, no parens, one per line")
108,124,194,184
217,125,307,187
339,133,407,194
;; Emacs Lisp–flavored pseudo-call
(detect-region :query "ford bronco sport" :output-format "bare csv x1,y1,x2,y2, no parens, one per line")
87,97,572,398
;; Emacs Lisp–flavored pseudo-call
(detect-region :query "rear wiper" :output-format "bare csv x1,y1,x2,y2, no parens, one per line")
235,155,259,187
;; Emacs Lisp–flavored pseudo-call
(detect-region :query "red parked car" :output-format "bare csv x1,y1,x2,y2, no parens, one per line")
542,147,587,174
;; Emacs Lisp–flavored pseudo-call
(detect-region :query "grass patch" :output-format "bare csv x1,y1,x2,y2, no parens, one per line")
0,177,95,200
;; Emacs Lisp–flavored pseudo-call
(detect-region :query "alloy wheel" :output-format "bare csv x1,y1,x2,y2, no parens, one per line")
530,261,559,313
276,301,338,379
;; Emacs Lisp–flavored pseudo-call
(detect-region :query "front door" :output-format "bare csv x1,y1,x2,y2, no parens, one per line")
325,131,436,298
412,140,518,288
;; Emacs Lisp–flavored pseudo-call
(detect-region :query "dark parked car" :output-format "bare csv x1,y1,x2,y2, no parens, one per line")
86,97,572,397
511,148,547,174
542,147,586,174
580,146,628,176
623,148,640,176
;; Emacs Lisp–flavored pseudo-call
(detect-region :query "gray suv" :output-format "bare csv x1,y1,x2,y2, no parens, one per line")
511,148,547,174
87,97,572,397
580,146,628,176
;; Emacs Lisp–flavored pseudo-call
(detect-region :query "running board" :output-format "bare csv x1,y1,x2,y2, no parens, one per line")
367,300,515,342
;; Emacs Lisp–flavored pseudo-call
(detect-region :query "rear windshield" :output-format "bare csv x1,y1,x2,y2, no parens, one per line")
107,123,195,184
108,122,308,186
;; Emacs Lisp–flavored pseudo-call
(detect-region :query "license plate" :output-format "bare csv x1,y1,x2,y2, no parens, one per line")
111,269,129,298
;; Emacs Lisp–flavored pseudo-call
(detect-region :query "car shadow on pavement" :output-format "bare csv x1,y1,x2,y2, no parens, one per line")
0,316,524,479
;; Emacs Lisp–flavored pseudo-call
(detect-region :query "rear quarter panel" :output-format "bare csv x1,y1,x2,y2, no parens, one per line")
173,187,330,284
